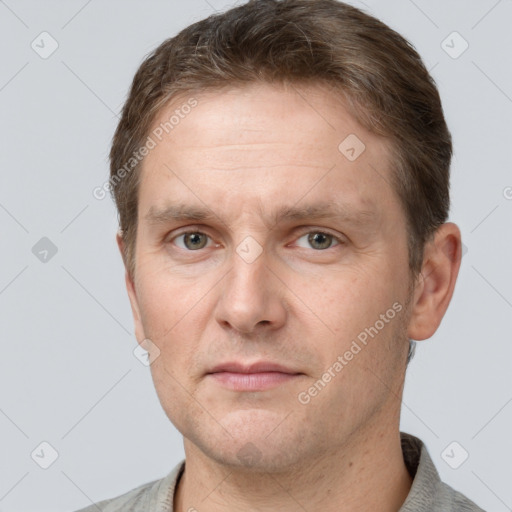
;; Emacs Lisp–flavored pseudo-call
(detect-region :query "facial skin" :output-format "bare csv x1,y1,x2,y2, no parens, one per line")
117,82,462,512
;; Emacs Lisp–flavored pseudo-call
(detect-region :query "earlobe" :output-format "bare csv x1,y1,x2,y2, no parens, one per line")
116,232,146,344
407,222,462,341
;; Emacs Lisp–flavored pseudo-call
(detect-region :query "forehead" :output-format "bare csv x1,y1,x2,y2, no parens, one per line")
146,82,388,162
138,82,396,221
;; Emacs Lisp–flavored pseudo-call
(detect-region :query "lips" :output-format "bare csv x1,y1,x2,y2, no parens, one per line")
207,361,303,391
208,361,300,375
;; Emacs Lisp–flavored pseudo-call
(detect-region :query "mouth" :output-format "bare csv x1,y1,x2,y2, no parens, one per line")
206,361,303,391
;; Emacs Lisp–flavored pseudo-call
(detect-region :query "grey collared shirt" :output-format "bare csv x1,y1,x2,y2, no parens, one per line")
74,432,485,511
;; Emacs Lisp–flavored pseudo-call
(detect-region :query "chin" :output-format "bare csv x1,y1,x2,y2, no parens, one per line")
183,409,308,473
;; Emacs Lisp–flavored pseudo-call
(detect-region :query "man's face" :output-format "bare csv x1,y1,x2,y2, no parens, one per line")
125,83,415,470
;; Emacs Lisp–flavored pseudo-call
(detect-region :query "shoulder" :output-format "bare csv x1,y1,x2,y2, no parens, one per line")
434,480,486,511
400,432,486,512
73,479,158,512
72,461,185,512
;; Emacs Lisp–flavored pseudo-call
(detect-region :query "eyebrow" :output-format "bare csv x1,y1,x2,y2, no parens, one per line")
144,201,377,229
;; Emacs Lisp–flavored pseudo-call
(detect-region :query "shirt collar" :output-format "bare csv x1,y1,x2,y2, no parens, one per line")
399,431,441,511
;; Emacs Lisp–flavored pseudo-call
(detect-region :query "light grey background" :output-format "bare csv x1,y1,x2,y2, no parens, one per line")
0,1,510,511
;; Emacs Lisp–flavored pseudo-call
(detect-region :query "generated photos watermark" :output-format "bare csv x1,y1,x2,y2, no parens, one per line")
298,301,403,405
93,97,198,200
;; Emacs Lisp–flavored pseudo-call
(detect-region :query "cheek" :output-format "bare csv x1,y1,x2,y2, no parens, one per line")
135,264,208,339
290,264,391,331
293,265,406,379
308,304,407,412
134,267,213,375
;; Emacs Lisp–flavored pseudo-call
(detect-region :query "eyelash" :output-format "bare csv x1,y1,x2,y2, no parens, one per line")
168,228,345,251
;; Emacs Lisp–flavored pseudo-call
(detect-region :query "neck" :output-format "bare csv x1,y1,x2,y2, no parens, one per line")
174,415,413,512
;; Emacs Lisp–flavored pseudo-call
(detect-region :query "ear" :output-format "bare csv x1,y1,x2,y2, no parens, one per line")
116,231,146,344
407,222,462,341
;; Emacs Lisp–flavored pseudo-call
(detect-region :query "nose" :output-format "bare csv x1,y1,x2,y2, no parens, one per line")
214,244,287,335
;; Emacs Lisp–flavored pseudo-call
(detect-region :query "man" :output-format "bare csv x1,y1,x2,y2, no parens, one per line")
77,0,485,510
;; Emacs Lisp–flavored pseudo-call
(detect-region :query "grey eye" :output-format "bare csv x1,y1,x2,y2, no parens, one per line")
296,232,339,250
175,232,210,250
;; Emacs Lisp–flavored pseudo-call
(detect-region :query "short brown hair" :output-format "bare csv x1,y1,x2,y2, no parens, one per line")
110,0,452,279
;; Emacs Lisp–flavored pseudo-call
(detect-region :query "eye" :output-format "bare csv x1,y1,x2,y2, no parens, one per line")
173,231,213,251
295,231,342,250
